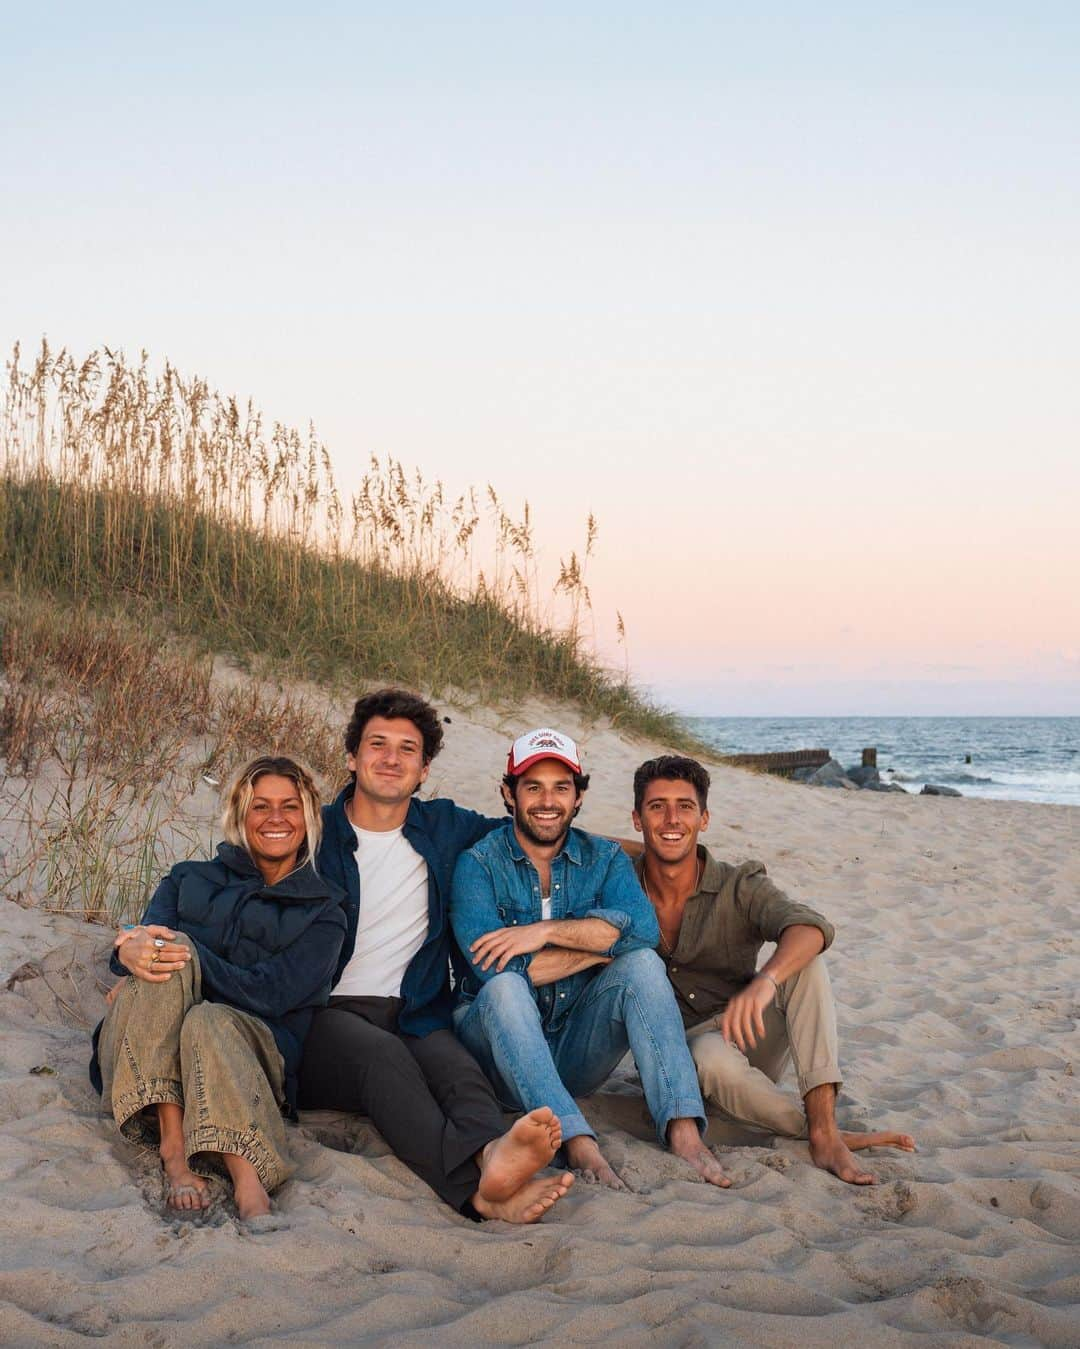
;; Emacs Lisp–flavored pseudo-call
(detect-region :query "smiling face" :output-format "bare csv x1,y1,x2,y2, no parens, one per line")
244,773,307,878
502,758,582,850
347,715,430,807
632,777,709,866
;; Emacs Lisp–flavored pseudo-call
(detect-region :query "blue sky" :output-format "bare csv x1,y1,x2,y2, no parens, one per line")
4,4,1078,713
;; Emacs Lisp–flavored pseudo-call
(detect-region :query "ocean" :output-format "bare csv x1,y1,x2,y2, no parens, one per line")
684,716,1080,807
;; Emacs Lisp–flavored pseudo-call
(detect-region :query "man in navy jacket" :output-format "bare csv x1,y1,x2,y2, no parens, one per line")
299,689,572,1223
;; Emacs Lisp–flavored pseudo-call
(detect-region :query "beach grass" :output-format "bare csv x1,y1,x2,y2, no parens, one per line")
0,339,688,743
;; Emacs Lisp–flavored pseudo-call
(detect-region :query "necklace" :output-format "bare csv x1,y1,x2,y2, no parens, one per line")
642,858,702,956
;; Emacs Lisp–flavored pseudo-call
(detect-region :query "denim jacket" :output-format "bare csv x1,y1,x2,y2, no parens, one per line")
450,821,660,1033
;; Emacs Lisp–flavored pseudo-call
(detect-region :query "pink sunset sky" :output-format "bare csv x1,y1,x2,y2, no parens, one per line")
4,6,1077,714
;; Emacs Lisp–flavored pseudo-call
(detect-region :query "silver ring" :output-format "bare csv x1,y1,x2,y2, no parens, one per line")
153,938,166,949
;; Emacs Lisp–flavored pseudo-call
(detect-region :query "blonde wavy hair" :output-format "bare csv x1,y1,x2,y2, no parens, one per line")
221,756,323,870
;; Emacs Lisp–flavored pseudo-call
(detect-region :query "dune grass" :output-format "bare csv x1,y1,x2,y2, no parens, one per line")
0,340,689,743
0,592,346,924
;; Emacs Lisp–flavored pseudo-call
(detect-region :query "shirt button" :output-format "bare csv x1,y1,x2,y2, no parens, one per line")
559,992,566,998
671,966,678,973
688,992,695,999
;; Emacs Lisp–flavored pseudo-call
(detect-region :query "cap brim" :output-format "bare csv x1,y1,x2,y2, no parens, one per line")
508,751,582,776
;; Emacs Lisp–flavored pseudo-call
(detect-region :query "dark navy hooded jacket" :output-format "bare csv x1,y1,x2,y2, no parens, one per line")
91,844,346,1106
317,784,500,1036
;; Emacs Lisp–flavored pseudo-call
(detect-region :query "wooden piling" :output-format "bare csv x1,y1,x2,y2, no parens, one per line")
862,747,877,768
720,748,831,778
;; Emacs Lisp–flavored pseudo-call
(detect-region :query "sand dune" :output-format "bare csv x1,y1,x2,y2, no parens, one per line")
1,698,1077,1346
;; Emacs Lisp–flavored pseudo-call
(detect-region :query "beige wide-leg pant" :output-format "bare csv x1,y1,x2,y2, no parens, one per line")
97,936,293,1191
687,956,842,1139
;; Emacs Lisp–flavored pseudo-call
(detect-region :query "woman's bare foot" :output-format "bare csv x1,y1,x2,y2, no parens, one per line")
161,1146,211,1212
842,1129,917,1153
223,1152,272,1219
809,1128,876,1185
563,1136,628,1190
478,1107,562,1203
667,1119,731,1188
473,1171,574,1223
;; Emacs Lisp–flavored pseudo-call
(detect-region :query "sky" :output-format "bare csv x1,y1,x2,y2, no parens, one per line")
3,3,1078,714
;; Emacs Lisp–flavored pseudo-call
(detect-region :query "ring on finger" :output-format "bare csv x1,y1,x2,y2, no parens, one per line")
153,937,166,949
150,950,160,964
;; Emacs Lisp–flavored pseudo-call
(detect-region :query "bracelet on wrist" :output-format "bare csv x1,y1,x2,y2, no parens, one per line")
757,971,780,992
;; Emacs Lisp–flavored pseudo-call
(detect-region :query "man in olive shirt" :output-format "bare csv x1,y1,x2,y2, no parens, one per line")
632,755,914,1185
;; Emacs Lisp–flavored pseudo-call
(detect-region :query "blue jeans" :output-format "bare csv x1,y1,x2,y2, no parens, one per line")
454,948,706,1146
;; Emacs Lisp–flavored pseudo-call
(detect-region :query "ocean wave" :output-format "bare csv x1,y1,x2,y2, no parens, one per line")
887,770,994,785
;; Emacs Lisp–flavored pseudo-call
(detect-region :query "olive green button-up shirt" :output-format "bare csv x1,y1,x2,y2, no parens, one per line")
634,847,835,1029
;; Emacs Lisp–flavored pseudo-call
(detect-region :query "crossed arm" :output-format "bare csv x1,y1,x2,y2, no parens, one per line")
451,846,660,990
469,917,620,987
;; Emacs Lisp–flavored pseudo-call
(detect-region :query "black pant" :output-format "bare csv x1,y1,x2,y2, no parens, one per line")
298,996,508,1212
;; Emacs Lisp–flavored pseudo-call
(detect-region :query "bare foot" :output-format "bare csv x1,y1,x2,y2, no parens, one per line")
667,1119,731,1188
223,1152,272,1219
478,1107,562,1203
563,1136,628,1190
810,1129,876,1185
161,1147,211,1212
473,1171,574,1223
232,1173,272,1220
842,1129,916,1154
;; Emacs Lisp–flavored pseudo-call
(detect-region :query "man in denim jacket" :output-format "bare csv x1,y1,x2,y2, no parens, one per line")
451,728,730,1190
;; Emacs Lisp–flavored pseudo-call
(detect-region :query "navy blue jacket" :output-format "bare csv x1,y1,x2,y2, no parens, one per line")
317,785,501,1036
91,845,347,1106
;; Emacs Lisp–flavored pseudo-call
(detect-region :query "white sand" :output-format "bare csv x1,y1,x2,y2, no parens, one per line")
1,697,1078,1346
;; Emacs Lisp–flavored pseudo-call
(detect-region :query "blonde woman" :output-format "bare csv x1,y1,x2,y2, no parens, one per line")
91,756,346,1218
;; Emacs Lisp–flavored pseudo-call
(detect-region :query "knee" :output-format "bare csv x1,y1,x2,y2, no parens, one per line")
179,1000,226,1049
474,972,537,1020
784,954,831,998
610,946,667,986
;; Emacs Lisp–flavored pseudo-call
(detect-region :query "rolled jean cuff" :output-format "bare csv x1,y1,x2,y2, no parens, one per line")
798,1066,843,1097
186,1122,291,1192
556,1109,596,1144
653,1098,707,1147
114,1077,184,1143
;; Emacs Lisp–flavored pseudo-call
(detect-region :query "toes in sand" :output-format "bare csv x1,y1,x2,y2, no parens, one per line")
163,1164,211,1212
842,1129,917,1154
810,1134,876,1185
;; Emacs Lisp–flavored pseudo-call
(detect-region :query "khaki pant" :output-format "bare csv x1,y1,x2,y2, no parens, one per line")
97,936,293,1191
687,956,842,1139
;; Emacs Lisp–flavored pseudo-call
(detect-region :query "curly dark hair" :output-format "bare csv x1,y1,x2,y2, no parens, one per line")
344,688,444,774
633,755,710,812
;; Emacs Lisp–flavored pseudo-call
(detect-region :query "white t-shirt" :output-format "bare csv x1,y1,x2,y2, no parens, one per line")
333,824,430,999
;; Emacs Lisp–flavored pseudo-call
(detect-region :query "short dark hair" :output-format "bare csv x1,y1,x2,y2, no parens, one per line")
501,768,591,816
345,689,444,770
633,755,710,812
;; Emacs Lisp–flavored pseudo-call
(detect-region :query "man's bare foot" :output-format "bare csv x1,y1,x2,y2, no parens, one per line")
667,1118,731,1188
563,1136,628,1190
473,1171,574,1223
478,1107,562,1203
223,1152,272,1219
161,1146,211,1212
809,1129,876,1185
842,1129,916,1154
